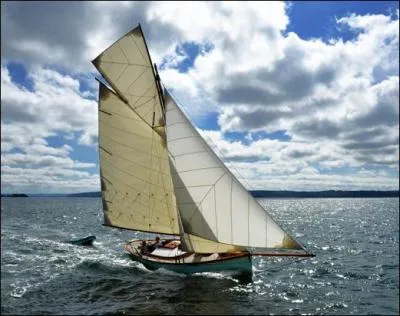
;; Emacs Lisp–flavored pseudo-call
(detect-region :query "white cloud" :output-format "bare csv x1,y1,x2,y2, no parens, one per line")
1,1,398,193
1,65,99,193
1,65,98,146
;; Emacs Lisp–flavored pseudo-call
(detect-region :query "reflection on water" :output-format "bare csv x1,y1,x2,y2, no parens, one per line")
1,197,399,315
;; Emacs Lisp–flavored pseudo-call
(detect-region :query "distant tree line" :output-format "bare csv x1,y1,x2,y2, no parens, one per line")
2,191,398,198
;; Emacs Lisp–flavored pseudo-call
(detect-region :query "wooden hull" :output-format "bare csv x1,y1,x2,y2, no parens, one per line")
125,240,252,274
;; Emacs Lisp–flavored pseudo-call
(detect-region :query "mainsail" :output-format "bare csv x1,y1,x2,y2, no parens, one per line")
94,25,179,235
165,91,303,253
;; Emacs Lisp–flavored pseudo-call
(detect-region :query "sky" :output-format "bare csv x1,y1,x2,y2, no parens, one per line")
1,1,399,194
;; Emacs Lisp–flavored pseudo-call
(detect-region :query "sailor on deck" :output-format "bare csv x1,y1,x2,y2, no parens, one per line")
147,236,161,253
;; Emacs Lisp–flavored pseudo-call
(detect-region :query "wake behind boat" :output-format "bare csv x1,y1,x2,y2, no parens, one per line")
92,23,314,274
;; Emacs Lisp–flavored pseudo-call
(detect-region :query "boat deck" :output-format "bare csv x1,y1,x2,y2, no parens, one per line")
125,239,248,264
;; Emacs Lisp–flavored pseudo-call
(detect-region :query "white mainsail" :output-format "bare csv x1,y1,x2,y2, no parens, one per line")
165,91,302,253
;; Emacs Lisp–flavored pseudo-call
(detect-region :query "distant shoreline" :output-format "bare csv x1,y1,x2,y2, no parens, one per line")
2,190,399,198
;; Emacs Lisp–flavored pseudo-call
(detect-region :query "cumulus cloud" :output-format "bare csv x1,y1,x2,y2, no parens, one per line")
1,65,98,146
1,1,398,193
1,64,100,193
151,5,399,174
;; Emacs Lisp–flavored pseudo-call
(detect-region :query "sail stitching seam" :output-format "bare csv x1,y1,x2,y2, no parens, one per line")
100,60,151,67
172,166,221,174
103,168,175,207
128,32,148,65
167,135,197,142
101,134,167,160
126,67,149,92
113,64,129,84
100,119,158,142
117,41,130,65
99,108,147,124
102,154,173,190
133,95,156,111
101,145,170,176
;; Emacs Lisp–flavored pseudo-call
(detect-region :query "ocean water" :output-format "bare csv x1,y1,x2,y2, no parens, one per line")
1,197,398,315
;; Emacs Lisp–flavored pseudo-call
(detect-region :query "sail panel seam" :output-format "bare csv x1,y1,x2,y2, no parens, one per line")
99,60,151,68
101,159,174,192
101,148,170,176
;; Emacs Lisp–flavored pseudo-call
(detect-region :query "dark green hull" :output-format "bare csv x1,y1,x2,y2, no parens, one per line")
68,235,96,246
128,252,252,274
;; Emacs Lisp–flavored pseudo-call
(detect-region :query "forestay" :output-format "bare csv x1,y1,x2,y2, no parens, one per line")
165,91,303,253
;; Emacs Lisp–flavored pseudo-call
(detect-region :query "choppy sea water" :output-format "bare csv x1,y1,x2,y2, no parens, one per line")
1,197,398,315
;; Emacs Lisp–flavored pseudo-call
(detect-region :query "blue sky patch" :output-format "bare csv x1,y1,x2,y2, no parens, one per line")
195,111,220,130
286,1,399,42
160,41,214,72
6,62,34,91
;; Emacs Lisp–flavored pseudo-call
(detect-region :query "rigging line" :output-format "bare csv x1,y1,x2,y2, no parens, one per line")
100,60,151,68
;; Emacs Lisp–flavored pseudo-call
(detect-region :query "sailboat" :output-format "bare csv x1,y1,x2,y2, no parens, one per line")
92,24,314,274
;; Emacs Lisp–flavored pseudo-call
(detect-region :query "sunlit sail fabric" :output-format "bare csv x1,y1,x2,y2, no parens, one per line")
92,25,164,130
98,82,180,235
165,91,303,253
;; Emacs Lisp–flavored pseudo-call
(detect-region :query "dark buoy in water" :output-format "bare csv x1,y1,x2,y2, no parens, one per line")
68,235,96,246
